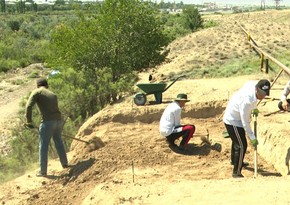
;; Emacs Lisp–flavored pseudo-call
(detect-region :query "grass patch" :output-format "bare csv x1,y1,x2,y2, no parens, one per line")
11,79,26,85
28,70,40,78
179,56,261,79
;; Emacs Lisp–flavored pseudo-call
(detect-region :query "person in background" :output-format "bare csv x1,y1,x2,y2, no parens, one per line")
223,79,270,178
278,80,290,111
159,93,196,151
25,78,69,177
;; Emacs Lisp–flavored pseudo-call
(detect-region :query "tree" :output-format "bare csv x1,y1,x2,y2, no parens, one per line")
16,0,25,13
182,6,203,32
1,0,6,13
48,0,170,119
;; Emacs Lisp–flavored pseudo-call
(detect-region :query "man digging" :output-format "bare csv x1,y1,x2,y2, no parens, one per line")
223,79,270,178
159,93,196,151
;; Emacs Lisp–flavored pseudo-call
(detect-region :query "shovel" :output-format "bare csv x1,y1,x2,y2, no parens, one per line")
198,129,222,152
253,115,258,178
24,124,103,151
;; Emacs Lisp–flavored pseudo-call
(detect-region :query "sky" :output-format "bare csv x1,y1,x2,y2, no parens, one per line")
157,0,290,6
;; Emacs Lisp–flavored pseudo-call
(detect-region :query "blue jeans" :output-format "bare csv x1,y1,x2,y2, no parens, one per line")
39,120,68,174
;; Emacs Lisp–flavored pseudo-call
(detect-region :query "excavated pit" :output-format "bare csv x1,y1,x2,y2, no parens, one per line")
71,100,286,178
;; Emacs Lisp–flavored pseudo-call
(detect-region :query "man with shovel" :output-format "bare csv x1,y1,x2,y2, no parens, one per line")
223,79,270,178
25,78,69,177
278,80,290,112
159,93,196,151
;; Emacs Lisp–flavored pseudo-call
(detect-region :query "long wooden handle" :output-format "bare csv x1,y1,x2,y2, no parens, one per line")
254,116,258,178
263,110,281,117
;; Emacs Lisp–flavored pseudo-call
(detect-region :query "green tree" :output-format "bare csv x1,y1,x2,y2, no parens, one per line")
0,0,6,13
48,0,170,119
182,5,203,32
16,0,25,13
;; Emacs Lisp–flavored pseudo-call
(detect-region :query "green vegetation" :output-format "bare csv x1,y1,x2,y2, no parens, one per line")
0,13,76,73
182,6,203,32
47,0,170,119
168,56,260,80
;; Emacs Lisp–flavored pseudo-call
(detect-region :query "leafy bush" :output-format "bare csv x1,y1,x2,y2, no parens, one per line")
203,19,219,28
0,59,19,72
7,20,21,31
182,5,203,31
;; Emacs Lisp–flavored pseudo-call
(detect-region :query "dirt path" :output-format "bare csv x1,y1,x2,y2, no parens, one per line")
0,63,44,155
0,77,35,156
0,81,35,128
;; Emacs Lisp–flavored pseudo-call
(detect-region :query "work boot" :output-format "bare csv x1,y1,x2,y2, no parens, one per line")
36,172,47,177
178,145,186,151
62,164,72,169
166,138,176,146
232,173,244,178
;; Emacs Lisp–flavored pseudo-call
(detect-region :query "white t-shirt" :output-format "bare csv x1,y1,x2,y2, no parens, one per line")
223,81,258,140
159,101,181,137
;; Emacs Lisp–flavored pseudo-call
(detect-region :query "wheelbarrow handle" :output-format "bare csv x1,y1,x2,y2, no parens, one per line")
163,75,185,92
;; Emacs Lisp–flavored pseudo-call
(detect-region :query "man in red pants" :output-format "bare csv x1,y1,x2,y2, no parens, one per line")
159,93,195,151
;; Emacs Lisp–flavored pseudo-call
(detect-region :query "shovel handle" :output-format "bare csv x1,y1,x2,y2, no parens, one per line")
63,135,89,144
253,115,258,178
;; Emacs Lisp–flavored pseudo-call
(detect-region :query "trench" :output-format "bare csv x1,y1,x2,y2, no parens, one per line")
85,100,286,176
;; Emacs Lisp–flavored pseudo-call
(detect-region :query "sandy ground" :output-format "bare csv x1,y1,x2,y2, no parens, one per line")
0,9,290,205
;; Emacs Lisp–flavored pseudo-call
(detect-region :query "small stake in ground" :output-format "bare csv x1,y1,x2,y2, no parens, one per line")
132,161,135,183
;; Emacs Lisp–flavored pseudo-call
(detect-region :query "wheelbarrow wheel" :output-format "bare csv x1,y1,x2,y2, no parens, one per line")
134,93,147,106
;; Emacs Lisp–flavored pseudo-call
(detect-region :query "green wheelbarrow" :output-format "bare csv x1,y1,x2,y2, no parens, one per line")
133,76,183,106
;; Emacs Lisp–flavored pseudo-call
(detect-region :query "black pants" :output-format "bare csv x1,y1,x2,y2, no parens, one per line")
278,99,290,111
224,123,247,175
166,124,195,147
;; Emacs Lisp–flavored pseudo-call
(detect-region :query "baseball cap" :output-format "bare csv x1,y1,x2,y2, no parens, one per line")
256,79,270,96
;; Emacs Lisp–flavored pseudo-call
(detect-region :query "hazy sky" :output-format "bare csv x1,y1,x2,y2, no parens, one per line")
158,0,290,6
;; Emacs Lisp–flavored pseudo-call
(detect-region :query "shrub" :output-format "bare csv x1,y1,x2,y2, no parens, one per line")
7,20,21,31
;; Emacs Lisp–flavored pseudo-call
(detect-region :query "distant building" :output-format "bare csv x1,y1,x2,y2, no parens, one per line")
203,2,217,9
